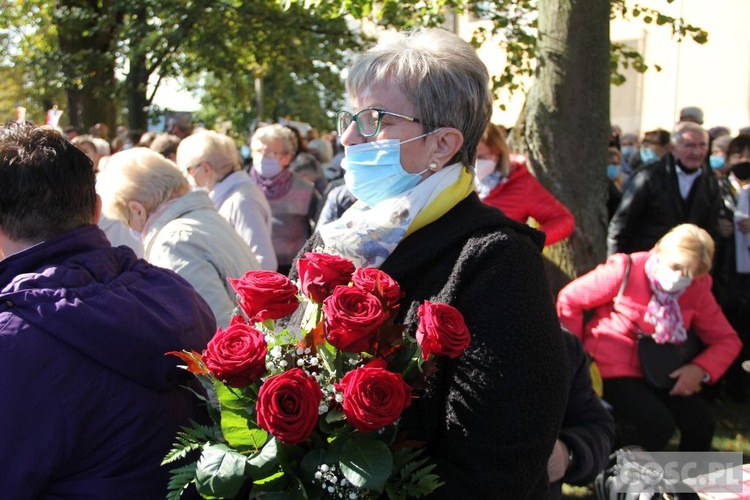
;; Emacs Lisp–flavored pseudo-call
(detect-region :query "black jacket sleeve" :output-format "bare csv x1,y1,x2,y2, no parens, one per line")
558,331,615,486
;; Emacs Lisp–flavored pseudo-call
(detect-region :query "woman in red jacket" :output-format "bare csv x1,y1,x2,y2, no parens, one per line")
475,123,574,245
557,224,741,451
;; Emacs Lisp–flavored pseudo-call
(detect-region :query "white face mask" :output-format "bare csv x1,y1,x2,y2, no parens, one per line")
655,264,692,293
255,156,284,179
474,159,497,182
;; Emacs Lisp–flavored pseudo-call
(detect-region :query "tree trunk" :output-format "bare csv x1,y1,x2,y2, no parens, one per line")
56,0,121,135
511,0,611,295
126,50,149,133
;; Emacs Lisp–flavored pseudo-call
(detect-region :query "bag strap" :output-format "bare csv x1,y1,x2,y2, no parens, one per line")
616,254,632,299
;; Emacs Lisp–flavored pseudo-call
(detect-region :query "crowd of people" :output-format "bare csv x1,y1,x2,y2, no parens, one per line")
1,25,749,499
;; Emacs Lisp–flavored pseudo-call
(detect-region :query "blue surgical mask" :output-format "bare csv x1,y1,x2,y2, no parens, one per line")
640,147,658,164
240,144,251,160
709,155,725,170
606,164,622,180
621,146,636,161
342,132,435,206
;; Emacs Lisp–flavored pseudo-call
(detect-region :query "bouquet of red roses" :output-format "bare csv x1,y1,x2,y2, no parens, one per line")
164,252,471,499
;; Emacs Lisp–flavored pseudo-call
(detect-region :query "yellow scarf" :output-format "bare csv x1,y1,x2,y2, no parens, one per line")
406,166,474,237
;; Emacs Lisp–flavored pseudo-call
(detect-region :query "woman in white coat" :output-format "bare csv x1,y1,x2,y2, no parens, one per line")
97,148,259,327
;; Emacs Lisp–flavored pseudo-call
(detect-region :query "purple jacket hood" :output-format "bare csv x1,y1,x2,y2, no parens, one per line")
0,225,216,391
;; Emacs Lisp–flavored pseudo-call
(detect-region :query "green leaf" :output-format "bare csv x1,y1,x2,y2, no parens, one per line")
215,380,254,410
339,438,392,491
195,443,248,499
163,420,221,465
247,437,281,478
250,472,308,499
221,405,268,450
166,462,198,500
299,448,327,487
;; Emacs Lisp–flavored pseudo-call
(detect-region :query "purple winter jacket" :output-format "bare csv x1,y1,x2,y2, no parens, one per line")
0,225,216,499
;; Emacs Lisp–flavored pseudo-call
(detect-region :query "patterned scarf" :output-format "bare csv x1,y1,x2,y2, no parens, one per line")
251,167,293,201
643,254,688,344
318,164,472,268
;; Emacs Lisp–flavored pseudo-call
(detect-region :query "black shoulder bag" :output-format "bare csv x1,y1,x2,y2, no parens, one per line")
616,255,704,390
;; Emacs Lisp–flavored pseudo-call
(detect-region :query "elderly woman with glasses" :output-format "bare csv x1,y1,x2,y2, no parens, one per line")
96,148,259,328
293,27,568,497
248,124,321,275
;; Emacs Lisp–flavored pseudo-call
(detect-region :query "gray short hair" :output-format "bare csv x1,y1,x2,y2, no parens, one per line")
346,27,492,166
177,130,239,176
672,121,708,144
250,124,297,155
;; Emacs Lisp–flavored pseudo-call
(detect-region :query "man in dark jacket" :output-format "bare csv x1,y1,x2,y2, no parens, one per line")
0,123,217,498
608,122,721,255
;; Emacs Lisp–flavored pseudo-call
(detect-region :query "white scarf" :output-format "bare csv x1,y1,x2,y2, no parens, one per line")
318,163,463,268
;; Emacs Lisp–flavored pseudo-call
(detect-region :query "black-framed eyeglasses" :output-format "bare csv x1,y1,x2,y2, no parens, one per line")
336,108,421,138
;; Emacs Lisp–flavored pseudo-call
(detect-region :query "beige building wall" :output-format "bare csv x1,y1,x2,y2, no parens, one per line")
456,0,750,135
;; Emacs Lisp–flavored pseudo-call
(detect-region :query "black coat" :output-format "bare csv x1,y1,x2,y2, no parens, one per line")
296,193,569,498
549,332,615,500
607,153,721,255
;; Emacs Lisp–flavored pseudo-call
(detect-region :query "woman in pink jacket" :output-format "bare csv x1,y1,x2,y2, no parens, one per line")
474,123,575,245
557,224,741,451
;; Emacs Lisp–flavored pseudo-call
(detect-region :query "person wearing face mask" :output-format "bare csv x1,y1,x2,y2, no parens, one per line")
473,122,575,246
709,134,731,176
627,129,671,175
97,148,259,327
293,28,568,498
608,122,722,255
710,134,750,403
558,224,741,451
619,132,639,174
248,124,321,276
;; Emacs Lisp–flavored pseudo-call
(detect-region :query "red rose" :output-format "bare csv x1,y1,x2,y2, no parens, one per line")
336,360,412,432
322,286,385,353
351,268,403,308
256,368,322,445
416,301,471,360
203,318,268,388
296,252,355,303
228,271,299,322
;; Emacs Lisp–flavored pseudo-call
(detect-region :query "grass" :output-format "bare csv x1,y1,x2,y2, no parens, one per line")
561,394,750,499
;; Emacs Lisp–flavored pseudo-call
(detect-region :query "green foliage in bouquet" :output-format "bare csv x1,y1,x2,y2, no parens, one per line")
164,252,472,499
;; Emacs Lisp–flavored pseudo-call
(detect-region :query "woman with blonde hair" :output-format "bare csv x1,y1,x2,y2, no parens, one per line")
557,223,741,451
97,148,259,327
474,123,575,245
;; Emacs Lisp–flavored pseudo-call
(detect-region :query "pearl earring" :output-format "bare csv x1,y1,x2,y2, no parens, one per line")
428,161,438,171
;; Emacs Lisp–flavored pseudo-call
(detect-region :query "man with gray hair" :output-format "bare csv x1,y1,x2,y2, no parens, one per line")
177,130,277,270
608,121,721,254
